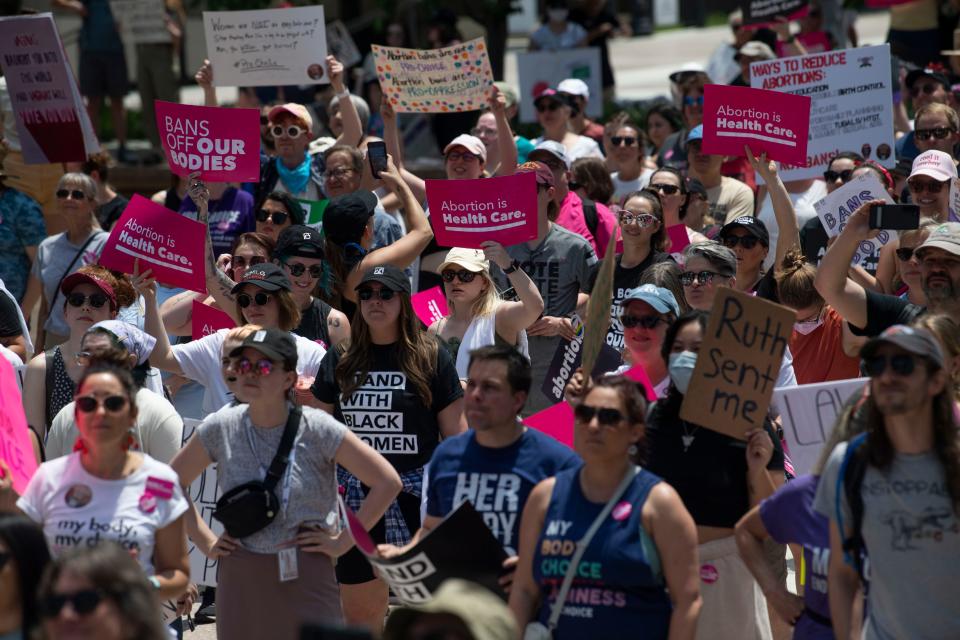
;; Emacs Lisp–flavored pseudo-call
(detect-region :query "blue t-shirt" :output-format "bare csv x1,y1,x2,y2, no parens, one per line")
0,187,46,301
80,0,123,53
179,187,256,258
426,428,579,555
532,465,671,639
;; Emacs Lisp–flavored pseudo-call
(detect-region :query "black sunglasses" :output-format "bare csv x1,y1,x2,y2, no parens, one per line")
67,292,109,309
358,287,396,301
611,136,637,147
536,101,562,113
915,127,956,141
680,270,725,286
256,209,289,225
232,255,266,271
862,354,916,377
650,183,680,195
284,261,323,279
76,395,128,413
441,269,478,283
908,178,946,194
621,314,663,329
721,235,761,249
237,292,272,308
895,247,917,261
56,189,87,200
41,590,104,618
823,169,854,183
910,83,940,98
573,403,626,426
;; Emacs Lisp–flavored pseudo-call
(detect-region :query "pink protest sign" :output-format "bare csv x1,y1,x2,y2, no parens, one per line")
623,365,657,402
666,224,690,257
426,172,538,249
191,301,236,340
411,286,449,327
522,401,574,449
99,195,207,293
155,101,260,182
0,358,38,494
344,504,377,555
702,84,811,166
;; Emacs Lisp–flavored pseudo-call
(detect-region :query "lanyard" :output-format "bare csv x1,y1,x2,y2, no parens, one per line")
244,417,297,517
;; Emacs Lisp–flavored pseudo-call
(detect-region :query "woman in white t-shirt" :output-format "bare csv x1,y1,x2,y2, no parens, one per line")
609,122,655,203
3,364,190,603
531,89,603,162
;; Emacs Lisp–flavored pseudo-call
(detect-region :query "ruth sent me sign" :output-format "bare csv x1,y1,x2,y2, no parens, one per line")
702,84,811,166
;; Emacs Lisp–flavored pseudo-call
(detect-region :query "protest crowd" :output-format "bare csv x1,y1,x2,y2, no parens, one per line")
3,0,960,639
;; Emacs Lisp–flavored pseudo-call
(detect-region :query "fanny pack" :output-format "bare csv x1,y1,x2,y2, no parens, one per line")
213,407,301,538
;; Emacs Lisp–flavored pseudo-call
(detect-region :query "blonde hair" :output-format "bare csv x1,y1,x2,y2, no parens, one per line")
446,270,499,319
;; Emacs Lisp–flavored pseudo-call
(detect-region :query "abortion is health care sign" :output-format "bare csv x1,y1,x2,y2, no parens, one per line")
701,84,810,166
426,172,538,249
99,195,206,293
155,101,260,182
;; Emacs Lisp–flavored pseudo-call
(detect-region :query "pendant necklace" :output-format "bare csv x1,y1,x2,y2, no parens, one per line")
681,423,700,452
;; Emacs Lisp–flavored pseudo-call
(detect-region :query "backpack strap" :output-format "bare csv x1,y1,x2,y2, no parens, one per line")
581,196,599,239
835,431,869,579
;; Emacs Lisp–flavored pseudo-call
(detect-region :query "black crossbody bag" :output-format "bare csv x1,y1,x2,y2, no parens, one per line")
213,407,301,538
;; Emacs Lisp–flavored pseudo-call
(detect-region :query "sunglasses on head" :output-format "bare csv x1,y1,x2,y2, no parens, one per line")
617,211,658,227
76,395,128,413
621,314,663,329
67,292,109,309
908,178,946,194
270,124,306,139
721,235,761,249
231,357,275,377
446,151,479,163
237,292,272,308
256,209,289,225
283,261,323,279
232,255,266,271
650,183,680,195
910,83,940,98
823,169,854,183
680,270,725,286
611,136,637,147
915,127,956,141
441,269,478,283
40,590,104,618
862,353,917,377
682,95,704,107
56,189,87,200
573,403,626,426
358,287,396,301
895,247,917,261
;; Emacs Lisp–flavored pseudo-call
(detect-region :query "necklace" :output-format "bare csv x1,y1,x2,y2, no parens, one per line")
681,423,700,452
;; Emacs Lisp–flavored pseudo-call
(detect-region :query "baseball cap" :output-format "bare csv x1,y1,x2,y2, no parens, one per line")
231,262,291,293
274,225,325,260
735,41,776,61
229,328,298,370
686,124,704,144
383,579,517,640
322,190,378,246
533,87,570,109
557,78,590,100
61,272,117,309
860,324,945,369
905,66,951,91
622,284,680,317
444,134,487,163
528,140,570,170
267,103,313,132
909,150,958,182
87,320,156,365
355,264,411,295
720,216,770,246
493,81,518,108
668,62,705,85
439,247,489,274
916,222,960,259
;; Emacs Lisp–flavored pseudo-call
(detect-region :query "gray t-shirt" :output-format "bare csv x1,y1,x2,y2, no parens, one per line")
196,404,347,553
814,441,960,640
31,230,109,336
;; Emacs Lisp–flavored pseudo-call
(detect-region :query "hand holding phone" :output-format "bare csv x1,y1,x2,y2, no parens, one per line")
367,141,388,179
868,203,920,230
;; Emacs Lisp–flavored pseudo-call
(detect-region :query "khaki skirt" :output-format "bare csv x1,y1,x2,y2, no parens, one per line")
695,536,773,640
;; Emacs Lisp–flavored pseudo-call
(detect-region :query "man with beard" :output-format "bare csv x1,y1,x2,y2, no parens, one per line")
813,325,960,639
815,207,960,335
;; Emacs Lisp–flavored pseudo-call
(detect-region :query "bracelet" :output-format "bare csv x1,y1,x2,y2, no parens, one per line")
503,260,520,275
336,88,350,99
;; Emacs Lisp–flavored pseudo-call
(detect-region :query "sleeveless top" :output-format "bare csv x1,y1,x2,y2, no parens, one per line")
46,347,75,429
295,297,334,349
532,465,671,640
441,311,530,379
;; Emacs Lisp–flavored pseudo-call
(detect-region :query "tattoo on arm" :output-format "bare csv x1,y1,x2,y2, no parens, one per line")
328,316,341,328
205,233,237,303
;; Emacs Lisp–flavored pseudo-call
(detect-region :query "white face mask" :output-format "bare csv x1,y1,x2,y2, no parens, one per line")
668,351,697,394
547,8,569,22
794,308,824,335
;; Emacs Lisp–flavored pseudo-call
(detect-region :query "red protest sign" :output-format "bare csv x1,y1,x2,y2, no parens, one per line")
426,172,538,249
0,357,38,494
701,84,811,166
411,286,448,327
191,300,236,340
99,195,207,293
155,101,260,182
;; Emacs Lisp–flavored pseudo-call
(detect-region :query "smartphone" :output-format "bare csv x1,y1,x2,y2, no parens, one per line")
868,203,920,230
367,141,388,179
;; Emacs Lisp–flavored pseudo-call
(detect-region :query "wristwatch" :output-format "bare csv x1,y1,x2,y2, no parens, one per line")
503,260,521,275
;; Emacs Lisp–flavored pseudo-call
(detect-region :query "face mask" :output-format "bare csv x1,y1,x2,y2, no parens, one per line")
547,8,569,22
668,351,697,395
793,316,824,335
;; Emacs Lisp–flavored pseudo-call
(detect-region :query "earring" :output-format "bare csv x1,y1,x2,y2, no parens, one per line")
627,443,638,457
121,432,136,452
72,437,89,454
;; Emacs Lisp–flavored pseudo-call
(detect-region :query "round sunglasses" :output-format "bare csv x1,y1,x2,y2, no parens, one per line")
56,189,89,200
617,211,658,227
67,292,109,309
76,395,128,413
237,292,272,308
284,261,323,279
680,270,725,286
230,356,275,377
721,235,761,249
441,269,478,283
270,124,306,139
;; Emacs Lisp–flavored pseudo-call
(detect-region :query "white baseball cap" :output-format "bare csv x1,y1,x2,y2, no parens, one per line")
444,134,487,163
557,78,590,100
910,150,958,182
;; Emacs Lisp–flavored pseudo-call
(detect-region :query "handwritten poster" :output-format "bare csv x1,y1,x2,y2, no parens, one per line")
426,173,538,248
182,419,222,586
204,6,328,87
109,0,171,44
0,14,99,164
373,38,493,113
516,47,602,123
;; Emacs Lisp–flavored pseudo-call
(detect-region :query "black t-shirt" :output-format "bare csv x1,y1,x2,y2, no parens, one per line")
0,291,22,338
850,289,926,337
644,390,785,528
591,251,673,353
96,194,130,231
799,216,828,267
296,298,333,348
311,340,463,472
752,269,779,303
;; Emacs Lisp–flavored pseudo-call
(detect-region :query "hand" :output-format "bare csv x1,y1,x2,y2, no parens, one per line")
187,172,210,214
772,17,791,41
527,316,577,340
766,587,805,626
0,459,18,507
838,200,884,242
480,241,511,270
378,155,403,191
294,528,354,558
744,145,777,183
206,532,239,559
165,374,191,399
195,59,213,89
216,253,232,272
175,583,199,617
72,0,88,17
376,543,406,559
488,85,506,115
563,367,587,404
745,428,774,472
380,95,396,123
165,16,182,41
327,55,345,92
498,555,518,594
293,383,316,407
130,259,157,299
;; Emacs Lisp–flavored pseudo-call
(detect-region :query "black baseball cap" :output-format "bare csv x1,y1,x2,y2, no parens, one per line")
229,327,298,370
355,264,411,295
905,66,951,91
323,190,378,245
231,262,292,293
720,216,770,246
275,225,325,260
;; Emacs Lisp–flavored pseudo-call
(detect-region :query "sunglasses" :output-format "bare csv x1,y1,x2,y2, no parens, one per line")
895,247,918,261
618,212,658,227
910,83,940,98
41,590,104,618
56,189,88,200
650,183,680,195
283,261,323,278
908,179,946,194
536,101,562,113
237,292,272,308
446,151,479,163
260,115,269,126
862,353,916,377
682,96,704,107
915,127,956,141
358,287,396,301
573,403,626,426
76,395,128,413
66,292,109,309
256,209,289,225
680,270,725,286
611,136,637,147
621,314,663,329
721,235,761,249
270,124,306,139
231,255,266,271
231,357,275,377
441,269,478,283
823,169,855,183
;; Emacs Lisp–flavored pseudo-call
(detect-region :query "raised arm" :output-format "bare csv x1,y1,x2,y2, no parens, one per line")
490,88,518,176
195,59,217,107
160,290,210,337
132,261,183,375
329,56,362,147
747,146,799,270
483,241,544,338
188,176,242,322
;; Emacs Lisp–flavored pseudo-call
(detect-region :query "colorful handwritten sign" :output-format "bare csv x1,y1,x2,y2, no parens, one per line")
99,195,206,293
0,14,99,164
204,6,328,87
373,38,493,113
0,357,38,494
411,286,449,327
109,0,171,44
426,172,538,249
191,301,236,340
